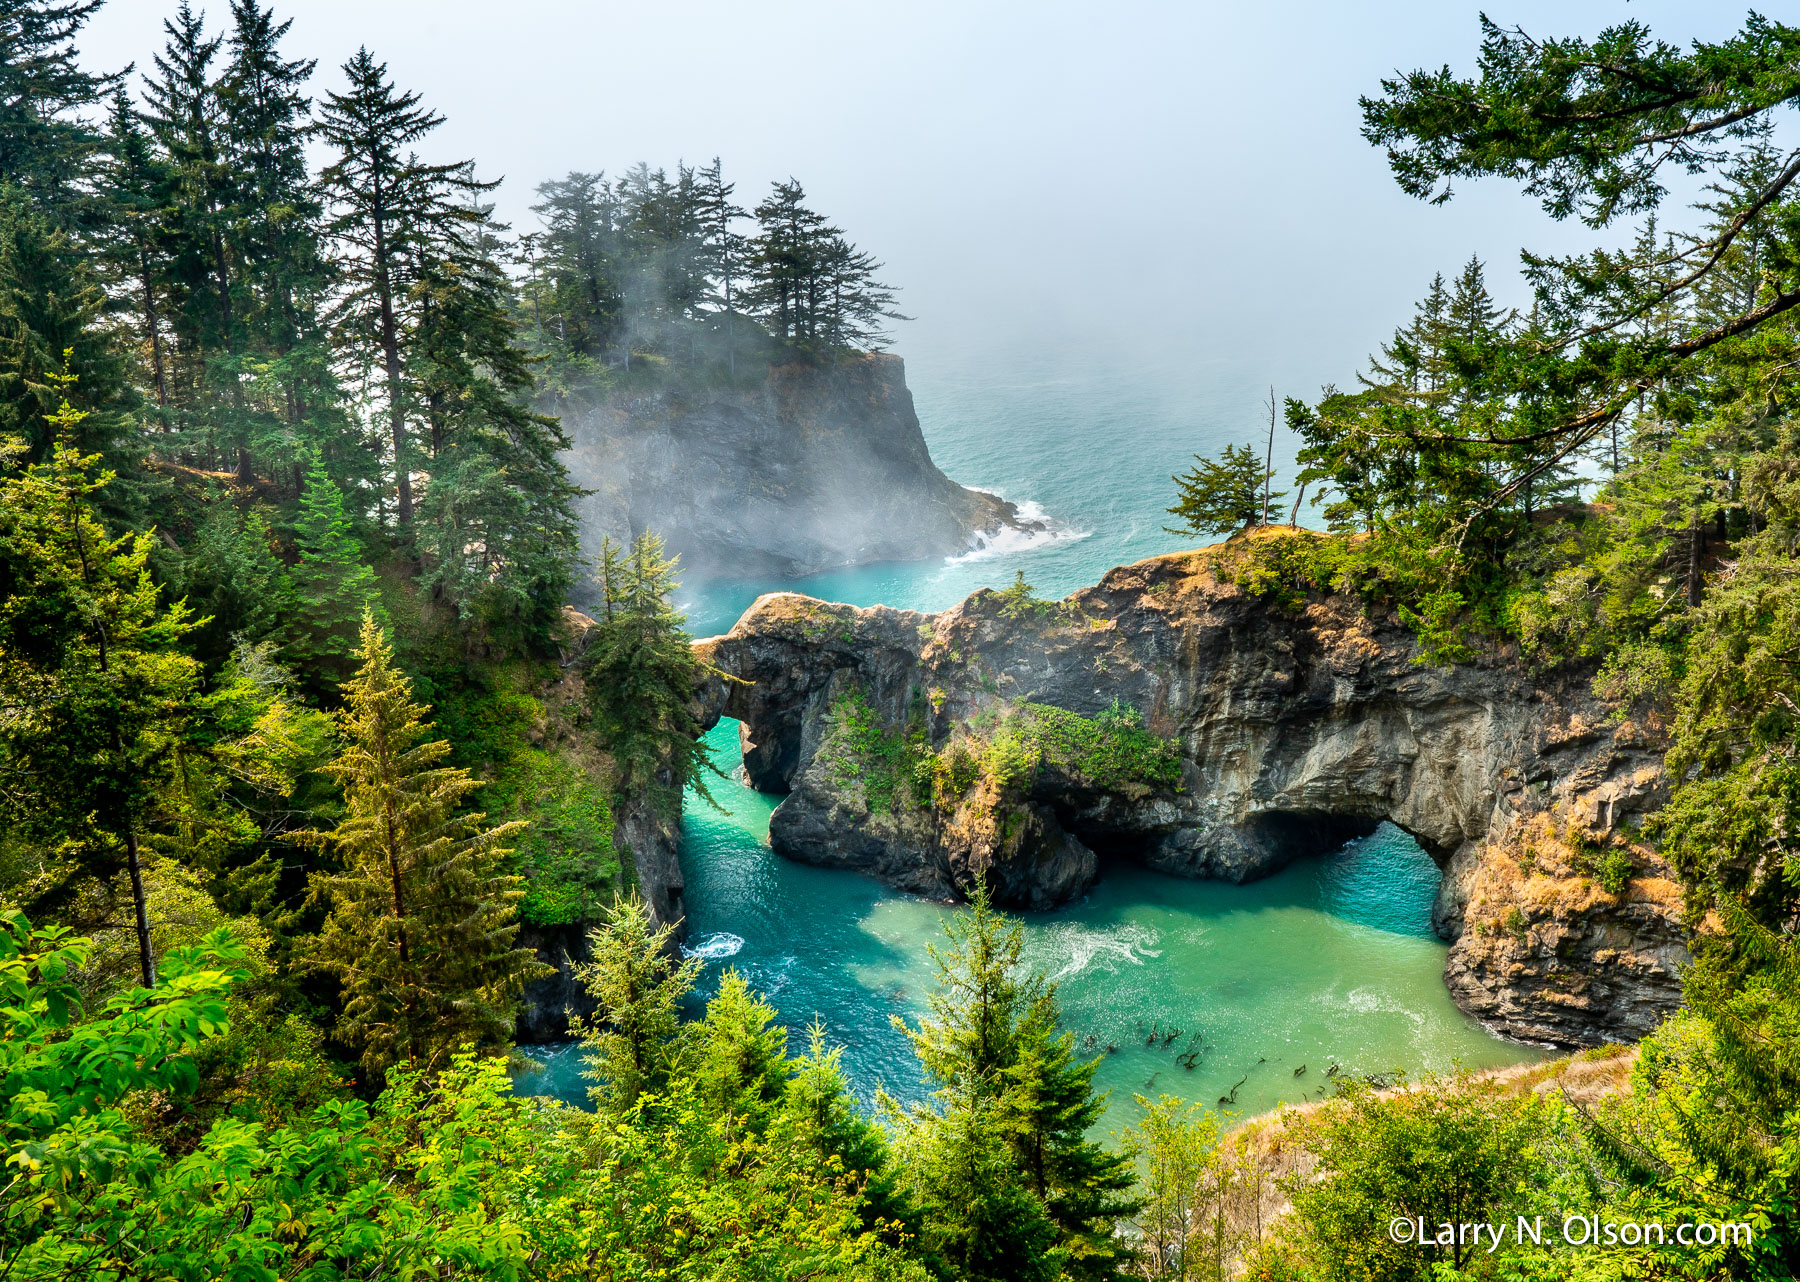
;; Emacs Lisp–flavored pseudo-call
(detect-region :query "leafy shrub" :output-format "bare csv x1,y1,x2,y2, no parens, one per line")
1599,848,1636,896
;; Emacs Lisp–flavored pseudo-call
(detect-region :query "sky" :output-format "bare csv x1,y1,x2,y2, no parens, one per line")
79,0,1762,397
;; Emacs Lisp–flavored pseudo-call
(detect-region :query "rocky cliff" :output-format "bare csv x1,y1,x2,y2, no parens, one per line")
513,609,688,1042
693,534,1689,1047
560,353,1036,581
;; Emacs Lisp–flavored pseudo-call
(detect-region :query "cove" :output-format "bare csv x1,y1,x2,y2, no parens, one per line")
515,723,1545,1128
517,348,1547,1123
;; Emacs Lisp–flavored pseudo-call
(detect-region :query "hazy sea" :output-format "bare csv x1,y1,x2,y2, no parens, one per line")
516,344,1544,1128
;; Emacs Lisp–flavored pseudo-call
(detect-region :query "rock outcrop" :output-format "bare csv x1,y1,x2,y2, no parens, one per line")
694,535,1689,1046
560,353,1036,581
514,610,688,1042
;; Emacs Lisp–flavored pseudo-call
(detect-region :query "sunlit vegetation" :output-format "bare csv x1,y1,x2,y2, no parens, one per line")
3,1,1800,1279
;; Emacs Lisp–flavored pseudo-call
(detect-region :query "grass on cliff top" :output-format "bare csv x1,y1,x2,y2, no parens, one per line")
822,689,1182,817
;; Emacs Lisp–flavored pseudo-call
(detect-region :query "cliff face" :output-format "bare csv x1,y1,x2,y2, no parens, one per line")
694,538,1688,1047
513,610,688,1042
560,354,1034,581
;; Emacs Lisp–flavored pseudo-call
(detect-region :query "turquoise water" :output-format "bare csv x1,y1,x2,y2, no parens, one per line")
516,347,1543,1126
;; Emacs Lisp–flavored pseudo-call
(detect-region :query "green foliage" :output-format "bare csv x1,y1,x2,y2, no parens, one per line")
1167,443,1281,538
175,491,288,668
890,888,1140,1281
299,615,543,1080
489,749,618,927
1281,1072,1547,1280
570,893,701,1120
283,454,380,690
825,686,928,814
583,532,721,807
997,570,1060,621
1598,847,1636,896
0,426,310,984
1015,700,1182,794
3,910,928,1281
1122,1095,1219,1279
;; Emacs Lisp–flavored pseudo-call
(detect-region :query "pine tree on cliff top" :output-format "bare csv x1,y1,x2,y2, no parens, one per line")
1166,442,1283,538
300,614,542,1078
583,532,720,806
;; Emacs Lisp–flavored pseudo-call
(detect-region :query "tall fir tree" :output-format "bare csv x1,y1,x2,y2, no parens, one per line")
697,156,747,376
96,90,174,416
300,614,541,1078
0,193,135,470
284,452,378,688
0,0,120,230
571,894,700,1119
317,47,489,526
891,886,1136,1281
141,3,243,471
582,533,719,803
217,0,341,486
527,171,623,362
409,188,581,645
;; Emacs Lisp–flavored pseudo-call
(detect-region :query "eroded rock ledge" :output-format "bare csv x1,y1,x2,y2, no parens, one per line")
693,540,1689,1046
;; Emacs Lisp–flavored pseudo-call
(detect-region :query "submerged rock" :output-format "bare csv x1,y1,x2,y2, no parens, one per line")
693,535,1688,1046
560,353,1037,581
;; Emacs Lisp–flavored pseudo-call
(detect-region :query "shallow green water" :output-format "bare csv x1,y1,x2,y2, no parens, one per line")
515,349,1545,1126
515,724,1542,1128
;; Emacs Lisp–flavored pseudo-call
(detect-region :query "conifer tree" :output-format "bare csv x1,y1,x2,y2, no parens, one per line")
318,48,490,525
786,1020,928,1248
97,90,174,415
178,492,287,668
747,178,903,355
891,887,1135,1280
692,969,791,1126
528,171,623,362
217,0,339,483
999,1001,1140,1280
571,893,700,1118
0,0,120,229
697,157,747,376
0,194,135,471
301,614,540,1078
1166,442,1281,538
0,396,202,987
284,453,378,686
1366,270,1451,398
582,533,719,803
410,193,581,644
141,3,243,471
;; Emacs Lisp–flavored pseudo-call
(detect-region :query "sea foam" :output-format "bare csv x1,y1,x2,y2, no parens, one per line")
948,498,1091,564
682,932,745,961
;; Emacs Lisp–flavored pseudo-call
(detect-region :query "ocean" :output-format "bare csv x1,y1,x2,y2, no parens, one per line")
515,343,1544,1128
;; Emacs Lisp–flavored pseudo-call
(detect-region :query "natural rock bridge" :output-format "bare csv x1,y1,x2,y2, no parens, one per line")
692,544,1689,1047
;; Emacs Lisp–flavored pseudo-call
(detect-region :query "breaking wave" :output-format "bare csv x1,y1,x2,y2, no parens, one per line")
949,498,1091,564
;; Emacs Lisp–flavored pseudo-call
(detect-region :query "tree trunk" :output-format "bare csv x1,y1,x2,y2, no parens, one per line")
137,241,168,410
371,197,413,524
1288,480,1307,527
1261,387,1276,526
125,827,155,988
1687,505,1705,608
